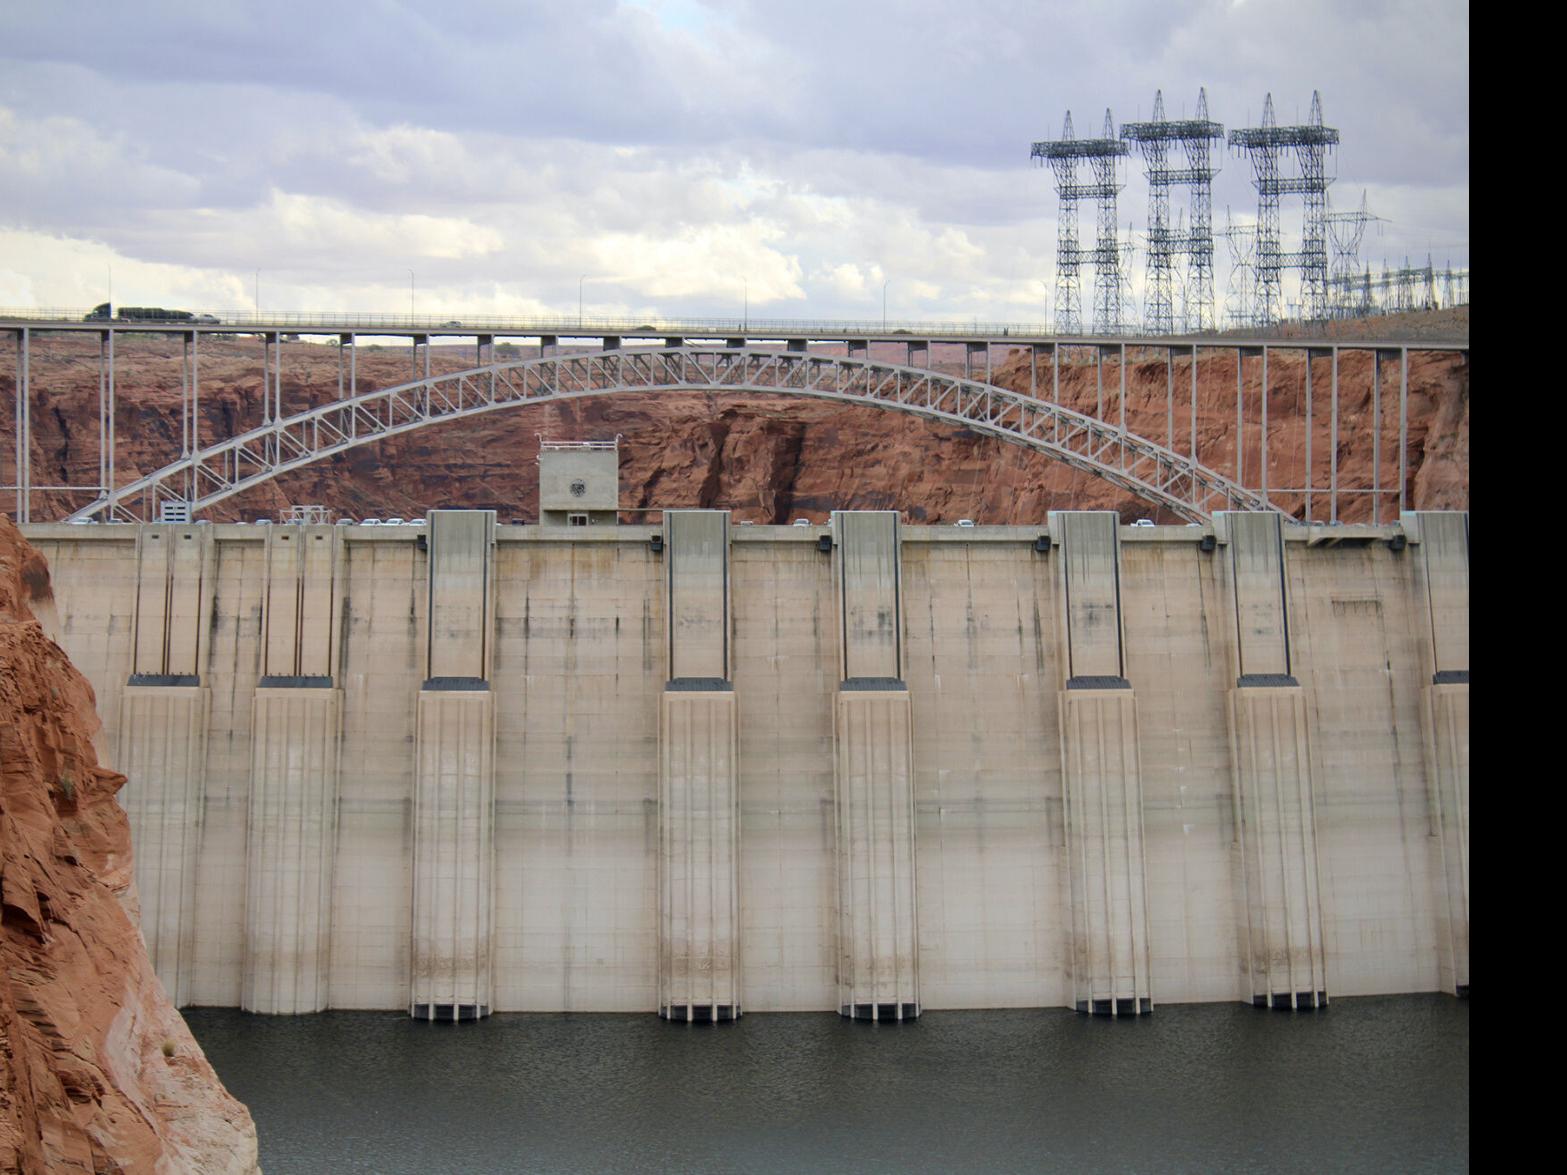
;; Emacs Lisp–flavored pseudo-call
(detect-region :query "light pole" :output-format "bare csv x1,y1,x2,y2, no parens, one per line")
255,270,261,316
579,275,586,328
743,278,749,330
408,270,415,319
882,278,890,330
1039,280,1051,333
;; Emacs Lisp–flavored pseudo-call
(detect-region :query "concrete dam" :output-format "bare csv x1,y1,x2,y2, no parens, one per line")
21,453,1469,1021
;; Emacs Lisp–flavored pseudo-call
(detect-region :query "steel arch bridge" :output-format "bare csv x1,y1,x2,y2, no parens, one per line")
69,347,1275,523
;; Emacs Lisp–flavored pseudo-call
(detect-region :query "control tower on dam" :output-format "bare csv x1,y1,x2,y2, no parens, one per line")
20,455,1468,1019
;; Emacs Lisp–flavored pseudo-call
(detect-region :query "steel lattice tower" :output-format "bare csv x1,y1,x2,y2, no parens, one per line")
1221,208,1258,329
1441,263,1469,308
1120,88,1226,333
1228,92,1339,325
1374,256,1441,313
1324,191,1380,317
1120,219,1139,326
1032,109,1130,334
1036,112,1083,334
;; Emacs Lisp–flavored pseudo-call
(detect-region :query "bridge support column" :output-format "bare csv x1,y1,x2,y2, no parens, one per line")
410,510,498,1021
243,525,344,1014
832,511,919,1021
964,341,988,381
1404,511,1469,998
1049,511,1152,1016
659,511,741,1022
1217,512,1327,1010
337,334,353,399
118,524,216,1006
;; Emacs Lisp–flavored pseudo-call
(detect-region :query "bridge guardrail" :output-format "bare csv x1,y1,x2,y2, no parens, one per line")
0,307,1471,348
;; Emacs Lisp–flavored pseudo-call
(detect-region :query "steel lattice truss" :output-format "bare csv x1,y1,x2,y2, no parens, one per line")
1228,92,1339,325
68,348,1273,524
1120,89,1226,335
1032,111,1131,336
1323,191,1381,318
1327,258,1468,317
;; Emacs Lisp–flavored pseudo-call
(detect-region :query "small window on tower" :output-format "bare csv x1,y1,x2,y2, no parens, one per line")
568,513,589,526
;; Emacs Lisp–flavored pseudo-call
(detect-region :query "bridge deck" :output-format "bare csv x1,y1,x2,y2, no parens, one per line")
0,311,1469,351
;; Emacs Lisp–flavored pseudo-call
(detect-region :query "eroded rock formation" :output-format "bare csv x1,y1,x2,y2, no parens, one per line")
0,516,259,1174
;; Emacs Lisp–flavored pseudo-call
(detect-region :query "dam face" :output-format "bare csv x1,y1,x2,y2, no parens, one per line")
22,510,1469,1017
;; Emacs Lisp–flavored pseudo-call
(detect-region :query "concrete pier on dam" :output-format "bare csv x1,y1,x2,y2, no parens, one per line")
20,506,1468,1020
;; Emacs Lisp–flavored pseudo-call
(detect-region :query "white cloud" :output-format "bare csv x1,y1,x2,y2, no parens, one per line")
0,230,245,311
817,262,870,300
0,1,1467,325
589,223,804,302
0,105,202,213
260,190,504,261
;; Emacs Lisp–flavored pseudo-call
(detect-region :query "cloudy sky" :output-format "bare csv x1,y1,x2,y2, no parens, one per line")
0,0,1467,326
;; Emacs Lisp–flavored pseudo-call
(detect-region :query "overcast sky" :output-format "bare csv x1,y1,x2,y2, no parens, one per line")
0,0,1468,326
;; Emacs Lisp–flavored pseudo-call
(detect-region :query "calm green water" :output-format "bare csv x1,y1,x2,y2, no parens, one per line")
185,997,1467,1174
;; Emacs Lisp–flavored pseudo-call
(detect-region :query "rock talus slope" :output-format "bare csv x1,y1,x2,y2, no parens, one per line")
0,516,259,1174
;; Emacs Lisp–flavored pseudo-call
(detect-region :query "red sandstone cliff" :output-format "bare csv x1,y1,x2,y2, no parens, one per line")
0,309,1466,524
0,516,259,1174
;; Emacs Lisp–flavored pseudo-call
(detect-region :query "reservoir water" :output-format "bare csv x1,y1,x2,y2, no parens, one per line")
186,996,1467,1173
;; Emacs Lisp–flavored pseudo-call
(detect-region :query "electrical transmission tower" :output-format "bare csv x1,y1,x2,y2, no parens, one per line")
1121,219,1139,327
1032,109,1130,334
1324,190,1382,318
1442,264,1469,307
1228,92,1339,325
1120,88,1226,334
1374,256,1440,313
1221,208,1258,329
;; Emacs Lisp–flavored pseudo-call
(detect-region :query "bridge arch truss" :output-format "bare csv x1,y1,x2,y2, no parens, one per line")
60,348,1275,524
